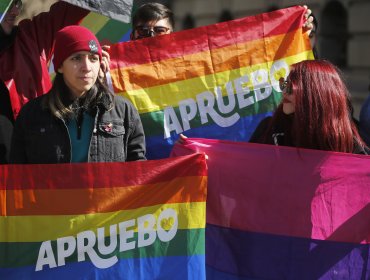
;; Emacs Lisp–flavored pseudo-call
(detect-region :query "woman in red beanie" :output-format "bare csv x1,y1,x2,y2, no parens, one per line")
9,25,146,163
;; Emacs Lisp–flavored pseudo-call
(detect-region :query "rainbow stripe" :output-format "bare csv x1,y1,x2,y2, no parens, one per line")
80,11,132,44
0,154,207,279
109,6,314,159
172,139,370,279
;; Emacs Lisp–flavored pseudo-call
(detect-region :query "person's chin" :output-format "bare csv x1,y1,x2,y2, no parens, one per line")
282,105,294,115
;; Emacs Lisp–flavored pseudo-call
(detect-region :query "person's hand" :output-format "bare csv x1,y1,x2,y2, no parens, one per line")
176,133,188,145
175,134,209,160
302,5,314,34
99,45,111,80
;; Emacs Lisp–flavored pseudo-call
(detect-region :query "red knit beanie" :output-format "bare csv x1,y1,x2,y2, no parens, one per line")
53,25,102,71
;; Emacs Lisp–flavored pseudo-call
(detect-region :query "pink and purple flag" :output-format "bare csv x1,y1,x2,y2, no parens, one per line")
172,139,370,279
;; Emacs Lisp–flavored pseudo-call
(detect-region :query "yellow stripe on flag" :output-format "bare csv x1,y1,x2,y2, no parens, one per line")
117,51,313,113
1,202,206,242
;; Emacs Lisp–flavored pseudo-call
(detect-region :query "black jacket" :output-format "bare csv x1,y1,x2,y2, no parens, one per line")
10,93,146,163
0,26,17,164
250,116,368,155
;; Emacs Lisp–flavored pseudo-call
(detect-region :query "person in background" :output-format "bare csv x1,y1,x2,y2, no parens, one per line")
0,0,89,163
10,25,146,164
249,60,367,154
130,2,174,40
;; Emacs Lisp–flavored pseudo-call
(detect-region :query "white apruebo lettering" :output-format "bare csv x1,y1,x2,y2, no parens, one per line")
234,75,254,109
197,91,240,128
215,82,235,114
57,236,76,267
137,214,156,248
97,224,117,255
35,209,179,272
270,59,289,92
119,219,136,252
163,60,290,138
35,241,57,271
77,230,117,269
179,98,197,132
164,106,183,138
251,69,271,102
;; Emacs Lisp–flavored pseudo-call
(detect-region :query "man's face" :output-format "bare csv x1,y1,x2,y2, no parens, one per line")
131,18,172,40
1,0,22,34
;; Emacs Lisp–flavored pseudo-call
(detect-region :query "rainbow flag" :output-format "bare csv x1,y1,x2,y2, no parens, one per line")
0,0,12,23
0,154,207,279
172,139,370,279
80,11,132,45
78,0,141,45
109,6,314,159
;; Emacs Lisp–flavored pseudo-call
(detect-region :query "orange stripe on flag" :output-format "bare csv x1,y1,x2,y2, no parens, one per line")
111,29,311,93
3,176,207,216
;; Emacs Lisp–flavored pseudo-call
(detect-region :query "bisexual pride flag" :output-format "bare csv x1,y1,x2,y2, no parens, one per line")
172,139,370,279
109,6,314,159
0,154,207,279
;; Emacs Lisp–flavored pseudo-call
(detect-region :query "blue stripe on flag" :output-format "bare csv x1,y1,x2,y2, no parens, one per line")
146,111,273,159
1,255,206,280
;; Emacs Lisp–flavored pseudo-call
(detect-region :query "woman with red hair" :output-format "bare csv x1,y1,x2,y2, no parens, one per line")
250,60,368,154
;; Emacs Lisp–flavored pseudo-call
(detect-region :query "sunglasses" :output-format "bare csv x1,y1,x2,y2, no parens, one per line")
135,25,170,38
279,78,292,95
11,0,23,9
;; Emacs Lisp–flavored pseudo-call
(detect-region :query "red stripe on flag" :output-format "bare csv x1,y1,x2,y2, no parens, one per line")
1,154,207,190
110,6,306,69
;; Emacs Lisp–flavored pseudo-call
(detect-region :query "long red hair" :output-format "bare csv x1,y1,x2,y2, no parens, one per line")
270,60,364,153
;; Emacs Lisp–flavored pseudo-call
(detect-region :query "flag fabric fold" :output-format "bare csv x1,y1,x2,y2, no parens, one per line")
172,139,370,279
0,154,207,280
62,0,133,23
110,6,314,159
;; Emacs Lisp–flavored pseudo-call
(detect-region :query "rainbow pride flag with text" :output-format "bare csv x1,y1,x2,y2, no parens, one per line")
0,154,207,279
110,6,314,159
172,139,370,279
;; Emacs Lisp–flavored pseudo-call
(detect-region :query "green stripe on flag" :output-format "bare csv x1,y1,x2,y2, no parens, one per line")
0,228,205,268
139,90,282,137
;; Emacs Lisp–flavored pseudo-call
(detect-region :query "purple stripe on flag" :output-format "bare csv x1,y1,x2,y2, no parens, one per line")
206,223,370,280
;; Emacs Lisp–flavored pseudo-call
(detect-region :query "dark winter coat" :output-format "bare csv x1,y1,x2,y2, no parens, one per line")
10,93,146,163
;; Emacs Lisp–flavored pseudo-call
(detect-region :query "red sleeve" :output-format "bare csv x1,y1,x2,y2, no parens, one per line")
17,1,89,62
